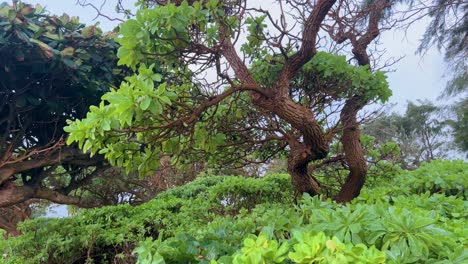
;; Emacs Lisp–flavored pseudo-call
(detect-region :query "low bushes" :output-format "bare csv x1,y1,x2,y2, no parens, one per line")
1,160,466,263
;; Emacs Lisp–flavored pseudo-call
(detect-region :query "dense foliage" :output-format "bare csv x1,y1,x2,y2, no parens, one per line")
0,1,174,237
1,160,466,263
1,2,466,264
0,1,127,235
0,1,119,164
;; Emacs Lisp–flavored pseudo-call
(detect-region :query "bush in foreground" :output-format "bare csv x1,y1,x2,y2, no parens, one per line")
1,160,467,263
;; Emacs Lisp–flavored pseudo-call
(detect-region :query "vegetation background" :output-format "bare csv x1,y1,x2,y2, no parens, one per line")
0,0,466,263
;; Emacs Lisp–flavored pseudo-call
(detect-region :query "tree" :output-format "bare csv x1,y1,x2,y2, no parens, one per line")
0,2,123,210
447,98,468,156
363,100,450,169
66,0,397,202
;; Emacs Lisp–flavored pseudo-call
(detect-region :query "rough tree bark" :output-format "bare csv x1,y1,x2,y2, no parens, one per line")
0,202,31,238
220,0,336,198
287,142,323,196
335,96,367,202
0,146,103,208
333,0,391,202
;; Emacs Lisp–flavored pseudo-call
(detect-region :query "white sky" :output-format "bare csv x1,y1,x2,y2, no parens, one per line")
27,0,448,111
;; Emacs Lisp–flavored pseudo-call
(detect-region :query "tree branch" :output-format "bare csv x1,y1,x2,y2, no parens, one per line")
0,146,100,186
277,0,337,96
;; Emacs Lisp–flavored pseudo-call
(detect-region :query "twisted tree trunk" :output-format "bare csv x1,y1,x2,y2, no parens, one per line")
287,143,322,197
335,96,367,202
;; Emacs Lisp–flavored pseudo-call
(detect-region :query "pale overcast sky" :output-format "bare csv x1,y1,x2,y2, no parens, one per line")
27,0,448,112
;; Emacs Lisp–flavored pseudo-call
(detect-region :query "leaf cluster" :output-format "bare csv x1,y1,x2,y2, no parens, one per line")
116,0,228,70
0,1,122,159
0,1,127,209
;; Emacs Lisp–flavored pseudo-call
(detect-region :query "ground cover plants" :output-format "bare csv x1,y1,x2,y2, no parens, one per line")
1,160,466,263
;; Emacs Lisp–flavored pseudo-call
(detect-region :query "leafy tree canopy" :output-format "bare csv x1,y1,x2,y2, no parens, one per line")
0,1,123,209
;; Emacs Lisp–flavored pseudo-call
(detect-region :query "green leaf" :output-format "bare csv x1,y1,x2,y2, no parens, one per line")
148,100,162,115
140,96,152,110
83,140,92,153
159,96,171,105
101,119,111,131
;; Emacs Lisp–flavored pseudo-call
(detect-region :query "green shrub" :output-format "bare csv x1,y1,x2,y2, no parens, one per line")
1,161,466,264
0,174,292,263
396,160,468,198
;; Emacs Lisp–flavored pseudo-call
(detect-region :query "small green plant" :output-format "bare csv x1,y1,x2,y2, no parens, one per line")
231,233,290,264
288,231,385,264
